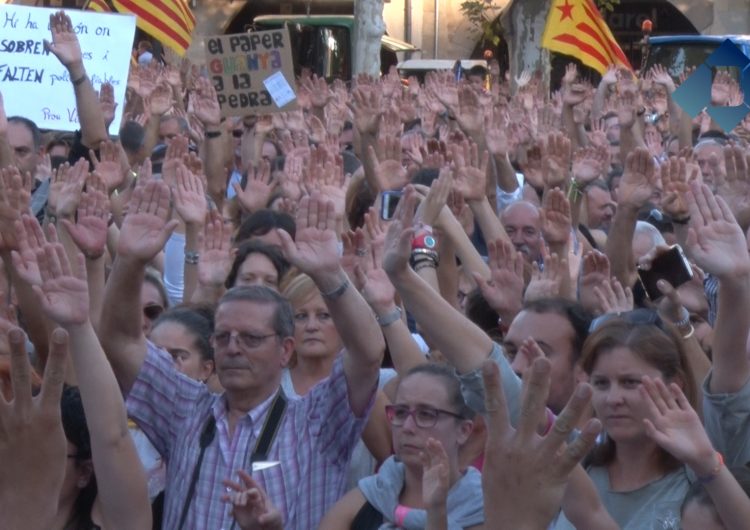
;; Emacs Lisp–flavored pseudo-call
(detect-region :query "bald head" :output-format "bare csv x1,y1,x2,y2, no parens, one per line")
501,201,543,262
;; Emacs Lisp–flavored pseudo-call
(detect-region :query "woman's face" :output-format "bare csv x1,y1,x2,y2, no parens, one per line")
589,346,664,443
150,321,213,382
234,253,279,290
293,293,341,361
140,282,165,335
681,501,723,530
390,373,472,468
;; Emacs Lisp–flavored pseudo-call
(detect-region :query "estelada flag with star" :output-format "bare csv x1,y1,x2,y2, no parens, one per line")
541,0,632,74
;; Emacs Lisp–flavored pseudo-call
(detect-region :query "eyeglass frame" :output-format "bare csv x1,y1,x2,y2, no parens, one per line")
210,330,279,350
384,404,464,429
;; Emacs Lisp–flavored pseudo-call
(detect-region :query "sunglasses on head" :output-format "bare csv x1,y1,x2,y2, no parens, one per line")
143,304,164,321
588,308,666,334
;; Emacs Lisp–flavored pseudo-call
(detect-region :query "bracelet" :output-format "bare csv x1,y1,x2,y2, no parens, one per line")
320,276,350,300
414,261,437,273
205,130,222,139
410,248,439,268
184,251,200,265
670,307,691,328
71,73,88,86
697,452,724,484
671,216,691,225
376,307,402,327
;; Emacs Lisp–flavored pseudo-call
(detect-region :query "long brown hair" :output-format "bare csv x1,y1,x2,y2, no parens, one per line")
580,318,697,470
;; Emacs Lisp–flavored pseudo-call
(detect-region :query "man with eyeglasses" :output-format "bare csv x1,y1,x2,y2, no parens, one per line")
99,189,385,530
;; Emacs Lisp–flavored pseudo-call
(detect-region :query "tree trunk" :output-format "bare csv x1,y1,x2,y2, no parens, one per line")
353,0,386,76
500,0,551,95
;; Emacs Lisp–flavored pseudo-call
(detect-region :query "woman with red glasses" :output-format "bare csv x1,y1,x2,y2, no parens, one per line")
319,363,484,530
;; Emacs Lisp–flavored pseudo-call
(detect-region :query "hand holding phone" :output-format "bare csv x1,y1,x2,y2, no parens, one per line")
637,245,693,300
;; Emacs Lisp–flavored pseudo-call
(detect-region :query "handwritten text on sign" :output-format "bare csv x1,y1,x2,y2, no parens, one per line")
205,29,298,116
0,5,135,131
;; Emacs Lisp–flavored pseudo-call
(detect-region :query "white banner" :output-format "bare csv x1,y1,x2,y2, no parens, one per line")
0,5,136,132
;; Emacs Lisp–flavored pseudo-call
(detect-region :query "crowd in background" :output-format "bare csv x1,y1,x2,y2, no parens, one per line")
3,10,750,530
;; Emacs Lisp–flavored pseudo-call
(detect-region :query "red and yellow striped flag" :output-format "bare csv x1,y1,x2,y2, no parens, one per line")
541,0,632,74
111,0,195,56
85,0,115,12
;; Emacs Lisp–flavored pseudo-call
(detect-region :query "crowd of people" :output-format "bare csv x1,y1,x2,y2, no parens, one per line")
3,9,750,530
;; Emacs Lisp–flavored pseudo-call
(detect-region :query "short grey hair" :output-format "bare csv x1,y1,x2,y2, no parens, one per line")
634,220,666,248
218,285,294,338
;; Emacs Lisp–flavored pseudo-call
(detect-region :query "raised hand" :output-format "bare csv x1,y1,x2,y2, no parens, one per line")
367,138,409,192
117,163,179,263
90,140,126,194
33,227,89,326
382,186,419,279
572,145,609,186
481,358,601,529
421,438,450,512
0,168,31,252
594,277,633,315
0,328,67,530
415,168,452,227
640,376,717,476
660,157,691,220
454,84,483,136
542,132,572,189
353,232,396,315
44,11,83,69
222,470,283,530
650,64,676,93
277,192,340,278
347,86,382,136
451,140,490,202
147,81,173,116
540,188,572,248
47,158,87,218
685,182,750,279
485,108,511,157
192,77,221,128
198,210,233,288
233,160,276,214
618,147,658,209
578,250,611,315
173,163,207,227
301,74,333,109
473,238,525,317
99,82,117,130
61,175,110,259
11,214,46,286
524,252,565,303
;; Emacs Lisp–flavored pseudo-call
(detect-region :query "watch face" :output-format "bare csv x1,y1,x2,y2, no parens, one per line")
424,235,436,249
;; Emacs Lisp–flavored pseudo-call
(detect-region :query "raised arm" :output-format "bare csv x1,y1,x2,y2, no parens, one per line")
0,327,67,530
278,193,384,416
99,167,179,393
606,147,657,288
685,182,750,393
383,187,493,373
34,227,150,529
44,12,108,149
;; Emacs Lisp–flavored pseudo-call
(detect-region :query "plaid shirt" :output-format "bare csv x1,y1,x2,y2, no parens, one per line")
126,342,373,530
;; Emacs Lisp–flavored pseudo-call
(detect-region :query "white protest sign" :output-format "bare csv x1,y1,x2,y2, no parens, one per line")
0,5,136,132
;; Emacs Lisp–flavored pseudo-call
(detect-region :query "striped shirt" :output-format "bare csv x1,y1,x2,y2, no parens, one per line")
126,341,373,530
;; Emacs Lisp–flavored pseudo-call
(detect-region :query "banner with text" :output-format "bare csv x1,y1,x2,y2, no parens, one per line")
0,5,135,131
205,28,298,117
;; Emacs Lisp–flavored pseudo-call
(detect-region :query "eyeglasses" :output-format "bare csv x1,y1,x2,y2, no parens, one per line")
385,405,463,428
211,330,277,350
143,303,164,321
589,308,666,333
